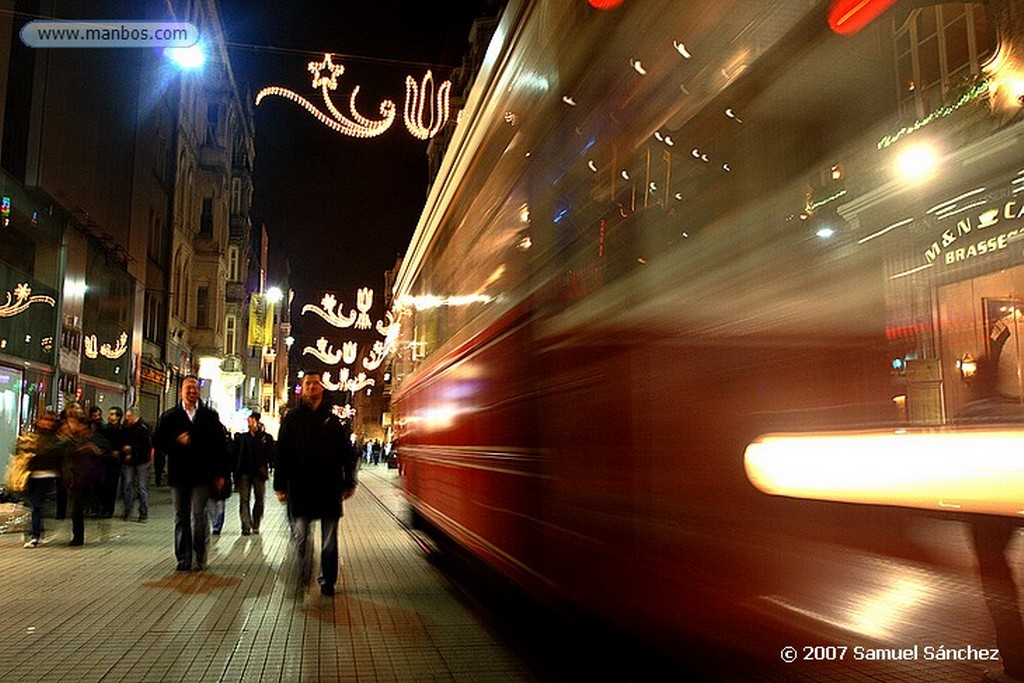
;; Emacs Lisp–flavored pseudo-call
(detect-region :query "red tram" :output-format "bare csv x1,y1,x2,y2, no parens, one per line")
390,0,1024,670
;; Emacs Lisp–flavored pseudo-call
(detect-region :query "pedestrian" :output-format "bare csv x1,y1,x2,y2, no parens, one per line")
274,371,358,597
21,410,65,548
120,407,152,522
87,405,103,433
60,403,108,546
234,411,275,535
207,423,232,535
153,375,232,571
957,356,1024,683
98,406,124,517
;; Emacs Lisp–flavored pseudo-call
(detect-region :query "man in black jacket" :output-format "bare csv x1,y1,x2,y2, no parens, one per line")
120,407,152,522
274,371,358,597
153,375,231,571
234,411,275,535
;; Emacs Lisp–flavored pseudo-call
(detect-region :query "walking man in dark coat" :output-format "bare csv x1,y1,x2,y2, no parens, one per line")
274,370,358,597
153,375,231,571
234,410,275,535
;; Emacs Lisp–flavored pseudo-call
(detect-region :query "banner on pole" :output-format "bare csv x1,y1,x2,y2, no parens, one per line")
248,294,274,347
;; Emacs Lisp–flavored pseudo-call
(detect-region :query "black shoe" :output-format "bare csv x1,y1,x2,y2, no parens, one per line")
319,584,335,596
241,529,251,536
138,515,147,523
68,538,84,547
212,529,221,535
193,562,206,571
175,562,191,572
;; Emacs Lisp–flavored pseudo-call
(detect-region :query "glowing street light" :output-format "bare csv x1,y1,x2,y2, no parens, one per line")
266,286,284,304
165,44,205,70
894,143,938,183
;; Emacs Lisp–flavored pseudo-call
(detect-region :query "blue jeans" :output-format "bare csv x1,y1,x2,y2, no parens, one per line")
121,462,149,518
208,498,225,532
171,484,210,567
292,516,339,588
26,476,55,539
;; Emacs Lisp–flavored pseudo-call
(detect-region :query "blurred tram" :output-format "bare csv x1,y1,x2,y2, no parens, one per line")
389,0,1024,671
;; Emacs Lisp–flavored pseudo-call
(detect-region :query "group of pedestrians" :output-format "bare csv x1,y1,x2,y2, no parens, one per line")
151,370,358,597
22,401,151,547
18,369,359,598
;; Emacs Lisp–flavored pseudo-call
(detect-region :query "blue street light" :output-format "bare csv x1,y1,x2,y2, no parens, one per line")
165,43,205,70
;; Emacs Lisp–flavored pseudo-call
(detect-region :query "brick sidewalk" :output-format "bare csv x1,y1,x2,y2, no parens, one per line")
0,466,535,682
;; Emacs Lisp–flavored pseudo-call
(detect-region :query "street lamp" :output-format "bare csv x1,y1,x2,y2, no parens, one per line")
266,286,283,304
165,44,206,70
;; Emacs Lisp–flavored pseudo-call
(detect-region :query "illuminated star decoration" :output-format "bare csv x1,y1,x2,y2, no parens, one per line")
256,53,453,140
0,283,55,318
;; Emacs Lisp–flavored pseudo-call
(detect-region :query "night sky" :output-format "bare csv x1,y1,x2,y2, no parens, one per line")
217,1,495,336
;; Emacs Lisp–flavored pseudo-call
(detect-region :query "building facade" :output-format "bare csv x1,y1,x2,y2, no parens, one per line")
0,0,273,460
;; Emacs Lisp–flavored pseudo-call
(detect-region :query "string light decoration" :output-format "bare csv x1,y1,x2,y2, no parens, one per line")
301,292,357,328
0,283,55,318
322,367,376,393
256,53,454,141
342,341,359,365
302,336,344,365
355,287,373,330
362,340,387,371
84,331,128,360
876,78,989,149
404,70,451,139
300,288,406,395
376,310,399,337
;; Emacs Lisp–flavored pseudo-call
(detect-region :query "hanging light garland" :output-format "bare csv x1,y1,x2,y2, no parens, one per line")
300,288,404,395
83,331,128,360
256,53,453,141
302,336,345,365
355,287,373,330
0,283,55,318
404,70,451,139
301,292,357,329
322,367,376,393
876,78,989,149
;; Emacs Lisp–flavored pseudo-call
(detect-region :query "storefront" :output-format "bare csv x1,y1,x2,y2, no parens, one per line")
852,149,1024,425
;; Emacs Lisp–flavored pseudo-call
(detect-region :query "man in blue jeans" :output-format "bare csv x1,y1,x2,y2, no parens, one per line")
119,407,151,522
274,371,358,597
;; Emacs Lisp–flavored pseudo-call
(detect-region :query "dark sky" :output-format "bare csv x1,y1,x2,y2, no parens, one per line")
217,1,495,318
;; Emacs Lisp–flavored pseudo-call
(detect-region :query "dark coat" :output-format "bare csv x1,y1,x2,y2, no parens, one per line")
274,400,357,519
65,430,108,492
234,429,275,480
153,402,231,487
120,419,153,466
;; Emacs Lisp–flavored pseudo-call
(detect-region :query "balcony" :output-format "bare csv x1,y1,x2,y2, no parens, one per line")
221,354,243,374
226,281,245,303
199,143,228,173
